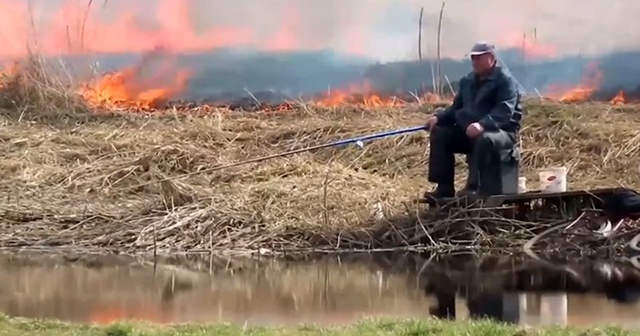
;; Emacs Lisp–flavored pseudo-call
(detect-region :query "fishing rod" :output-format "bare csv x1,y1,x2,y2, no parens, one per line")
131,125,426,188
209,125,427,171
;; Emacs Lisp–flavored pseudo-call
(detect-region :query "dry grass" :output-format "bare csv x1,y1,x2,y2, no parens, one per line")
0,55,89,119
0,59,640,253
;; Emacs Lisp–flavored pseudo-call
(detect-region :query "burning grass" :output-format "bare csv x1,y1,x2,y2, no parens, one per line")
1,88,640,253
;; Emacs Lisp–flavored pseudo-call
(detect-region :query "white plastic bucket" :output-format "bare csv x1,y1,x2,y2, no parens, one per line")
518,177,527,193
538,167,567,193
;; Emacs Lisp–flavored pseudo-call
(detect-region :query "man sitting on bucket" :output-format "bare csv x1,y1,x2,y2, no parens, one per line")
424,41,523,199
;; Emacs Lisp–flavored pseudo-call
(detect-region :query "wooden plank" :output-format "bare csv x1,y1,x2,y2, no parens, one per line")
415,187,630,208
491,187,626,202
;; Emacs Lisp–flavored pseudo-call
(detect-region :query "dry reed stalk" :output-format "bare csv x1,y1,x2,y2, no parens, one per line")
418,7,424,64
521,32,527,82
0,54,90,120
0,0,112,120
435,2,445,97
80,0,95,52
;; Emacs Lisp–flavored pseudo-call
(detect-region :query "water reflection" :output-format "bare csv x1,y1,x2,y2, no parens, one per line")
0,252,640,327
422,254,640,326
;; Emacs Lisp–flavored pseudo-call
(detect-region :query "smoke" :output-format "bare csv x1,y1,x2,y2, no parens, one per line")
5,0,639,61
2,0,639,105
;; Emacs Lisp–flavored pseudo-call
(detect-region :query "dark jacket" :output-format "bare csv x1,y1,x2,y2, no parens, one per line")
435,65,523,133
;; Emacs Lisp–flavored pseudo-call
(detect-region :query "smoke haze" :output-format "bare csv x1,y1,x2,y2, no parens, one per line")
5,0,638,61
2,0,639,106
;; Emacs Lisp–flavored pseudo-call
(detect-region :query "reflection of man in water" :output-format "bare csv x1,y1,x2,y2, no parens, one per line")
429,291,455,319
596,262,640,304
427,287,520,323
467,293,520,322
427,261,640,324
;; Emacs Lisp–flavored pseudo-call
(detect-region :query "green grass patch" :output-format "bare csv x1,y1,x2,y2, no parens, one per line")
0,316,635,336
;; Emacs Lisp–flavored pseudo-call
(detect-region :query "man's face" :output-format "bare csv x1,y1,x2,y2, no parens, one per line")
471,53,495,74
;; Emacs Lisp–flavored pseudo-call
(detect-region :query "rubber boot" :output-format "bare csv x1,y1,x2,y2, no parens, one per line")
423,184,455,200
456,179,479,197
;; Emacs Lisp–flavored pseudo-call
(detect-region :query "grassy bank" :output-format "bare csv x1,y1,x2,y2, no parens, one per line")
0,316,636,336
1,58,640,253
1,98,640,253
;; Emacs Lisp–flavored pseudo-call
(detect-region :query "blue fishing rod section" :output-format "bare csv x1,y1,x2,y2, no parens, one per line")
210,125,426,172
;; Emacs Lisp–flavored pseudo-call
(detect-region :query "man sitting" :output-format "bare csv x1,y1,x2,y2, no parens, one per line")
424,41,523,199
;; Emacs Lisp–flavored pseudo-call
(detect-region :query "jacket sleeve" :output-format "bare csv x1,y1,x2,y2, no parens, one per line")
434,80,464,126
478,75,519,131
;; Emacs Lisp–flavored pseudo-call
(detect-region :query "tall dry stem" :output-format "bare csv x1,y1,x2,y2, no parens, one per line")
436,2,445,97
0,54,88,119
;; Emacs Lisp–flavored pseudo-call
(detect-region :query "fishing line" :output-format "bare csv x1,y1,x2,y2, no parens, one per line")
126,125,426,190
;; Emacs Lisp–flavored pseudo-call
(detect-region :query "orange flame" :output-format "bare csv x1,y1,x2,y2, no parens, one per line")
610,91,625,105
310,81,447,108
89,307,169,324
78,70,189,110
315,92,405,108
542,62,633,105
313,81,402,108
546,62,603,103
77,49,189,109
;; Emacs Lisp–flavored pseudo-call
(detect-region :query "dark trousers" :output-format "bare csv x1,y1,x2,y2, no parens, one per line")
430,292,456,319
428,125,517,188
467,294,507,322
466,293,522,323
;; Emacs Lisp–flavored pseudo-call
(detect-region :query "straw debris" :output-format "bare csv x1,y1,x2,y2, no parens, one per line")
0,63,639,253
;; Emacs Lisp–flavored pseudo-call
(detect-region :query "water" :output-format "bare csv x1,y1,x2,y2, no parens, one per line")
1,252,640,328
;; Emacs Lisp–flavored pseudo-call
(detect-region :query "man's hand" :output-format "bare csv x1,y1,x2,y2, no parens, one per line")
466,122,484,138
425,116,438,131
